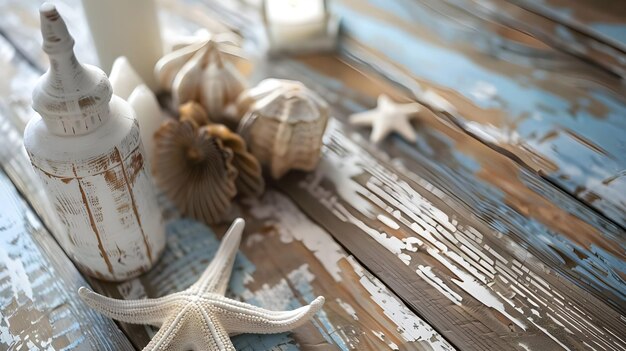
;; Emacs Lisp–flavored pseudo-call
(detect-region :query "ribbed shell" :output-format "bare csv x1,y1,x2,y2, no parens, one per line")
154,39,246,118
237,79,329,179
153,119,238,224
176,101,263,198
203,124,265,198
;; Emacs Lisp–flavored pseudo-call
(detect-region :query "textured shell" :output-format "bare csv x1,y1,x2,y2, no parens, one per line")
153,119,238,224
204,124,265,198
179,101,211,127
154,38,246,120
178,101,264,197
237,79,329,179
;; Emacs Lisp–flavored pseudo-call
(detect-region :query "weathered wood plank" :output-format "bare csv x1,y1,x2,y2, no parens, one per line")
507,0,626,48
281,120,626,350
247,55,626,349
0,171,135,350
332,0,626,228
277,55,626,308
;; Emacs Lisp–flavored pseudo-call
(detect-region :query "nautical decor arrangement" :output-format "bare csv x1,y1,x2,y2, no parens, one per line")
79,219,325,351
24,4,165,281
24,2,352,347
237,79,330,179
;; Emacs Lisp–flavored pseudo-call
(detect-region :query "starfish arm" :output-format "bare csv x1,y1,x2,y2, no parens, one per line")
370,117,393,143
198,308,236,351
78,287,182,326
142,306,191,351
397,103,422,115
395,117,417,142
348,110,377,126
190,218,245,295
214,296,325,335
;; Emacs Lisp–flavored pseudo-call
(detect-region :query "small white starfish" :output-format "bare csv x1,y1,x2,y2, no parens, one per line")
349,94,422,143
79,218,325,351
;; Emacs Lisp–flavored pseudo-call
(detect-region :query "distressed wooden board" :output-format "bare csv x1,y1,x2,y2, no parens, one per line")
0,170,135,350
280,120,626,351
442,0,626,78
507,0,626,48
272,55,626,308
327,0,626,228
252,54,626,349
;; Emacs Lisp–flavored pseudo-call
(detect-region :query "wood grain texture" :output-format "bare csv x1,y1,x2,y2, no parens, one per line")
253,54,625,349
328,0,626,228
0,170,135,350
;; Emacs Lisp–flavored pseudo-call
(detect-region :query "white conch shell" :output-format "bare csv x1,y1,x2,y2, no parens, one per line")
154,34,246,119
237,79,329,179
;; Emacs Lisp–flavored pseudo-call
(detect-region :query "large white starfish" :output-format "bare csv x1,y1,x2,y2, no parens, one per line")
349,94,422,143
78,218,325,351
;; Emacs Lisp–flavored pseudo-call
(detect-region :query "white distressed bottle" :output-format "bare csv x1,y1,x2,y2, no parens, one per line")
24,3,165,281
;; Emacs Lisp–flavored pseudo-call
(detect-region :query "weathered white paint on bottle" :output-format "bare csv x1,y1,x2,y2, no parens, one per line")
23,4,165,281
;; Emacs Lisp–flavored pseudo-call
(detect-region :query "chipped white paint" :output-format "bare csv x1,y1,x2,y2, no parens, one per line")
377,214,400,230
336,298,358,321
247,192,344,281
416,265,462,305
346,257,454,350
0,245,32,301
372,330,400,350
24,5,164,281
248,190,454,350
296,120,624,350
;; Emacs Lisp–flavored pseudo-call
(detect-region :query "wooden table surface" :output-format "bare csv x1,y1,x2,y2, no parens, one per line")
0,0,624,350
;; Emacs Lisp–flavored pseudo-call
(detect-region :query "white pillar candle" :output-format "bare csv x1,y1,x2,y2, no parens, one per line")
81,0,163,90
265,0,327,45
110,56,144,100
128,85,165,162
110,56,164,162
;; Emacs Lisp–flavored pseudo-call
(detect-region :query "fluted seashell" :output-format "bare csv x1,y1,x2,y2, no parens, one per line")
179,101,211,127
153,119,238,224
155,36,246,119
235,78,285,119
204,124,265,198
237,79,329,179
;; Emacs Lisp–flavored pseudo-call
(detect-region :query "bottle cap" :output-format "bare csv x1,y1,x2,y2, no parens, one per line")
32,3,113,136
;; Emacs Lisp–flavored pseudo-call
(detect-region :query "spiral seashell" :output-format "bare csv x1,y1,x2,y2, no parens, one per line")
203,124,265,198
155,35,246,121
153,119,238,224
237,79,329,179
